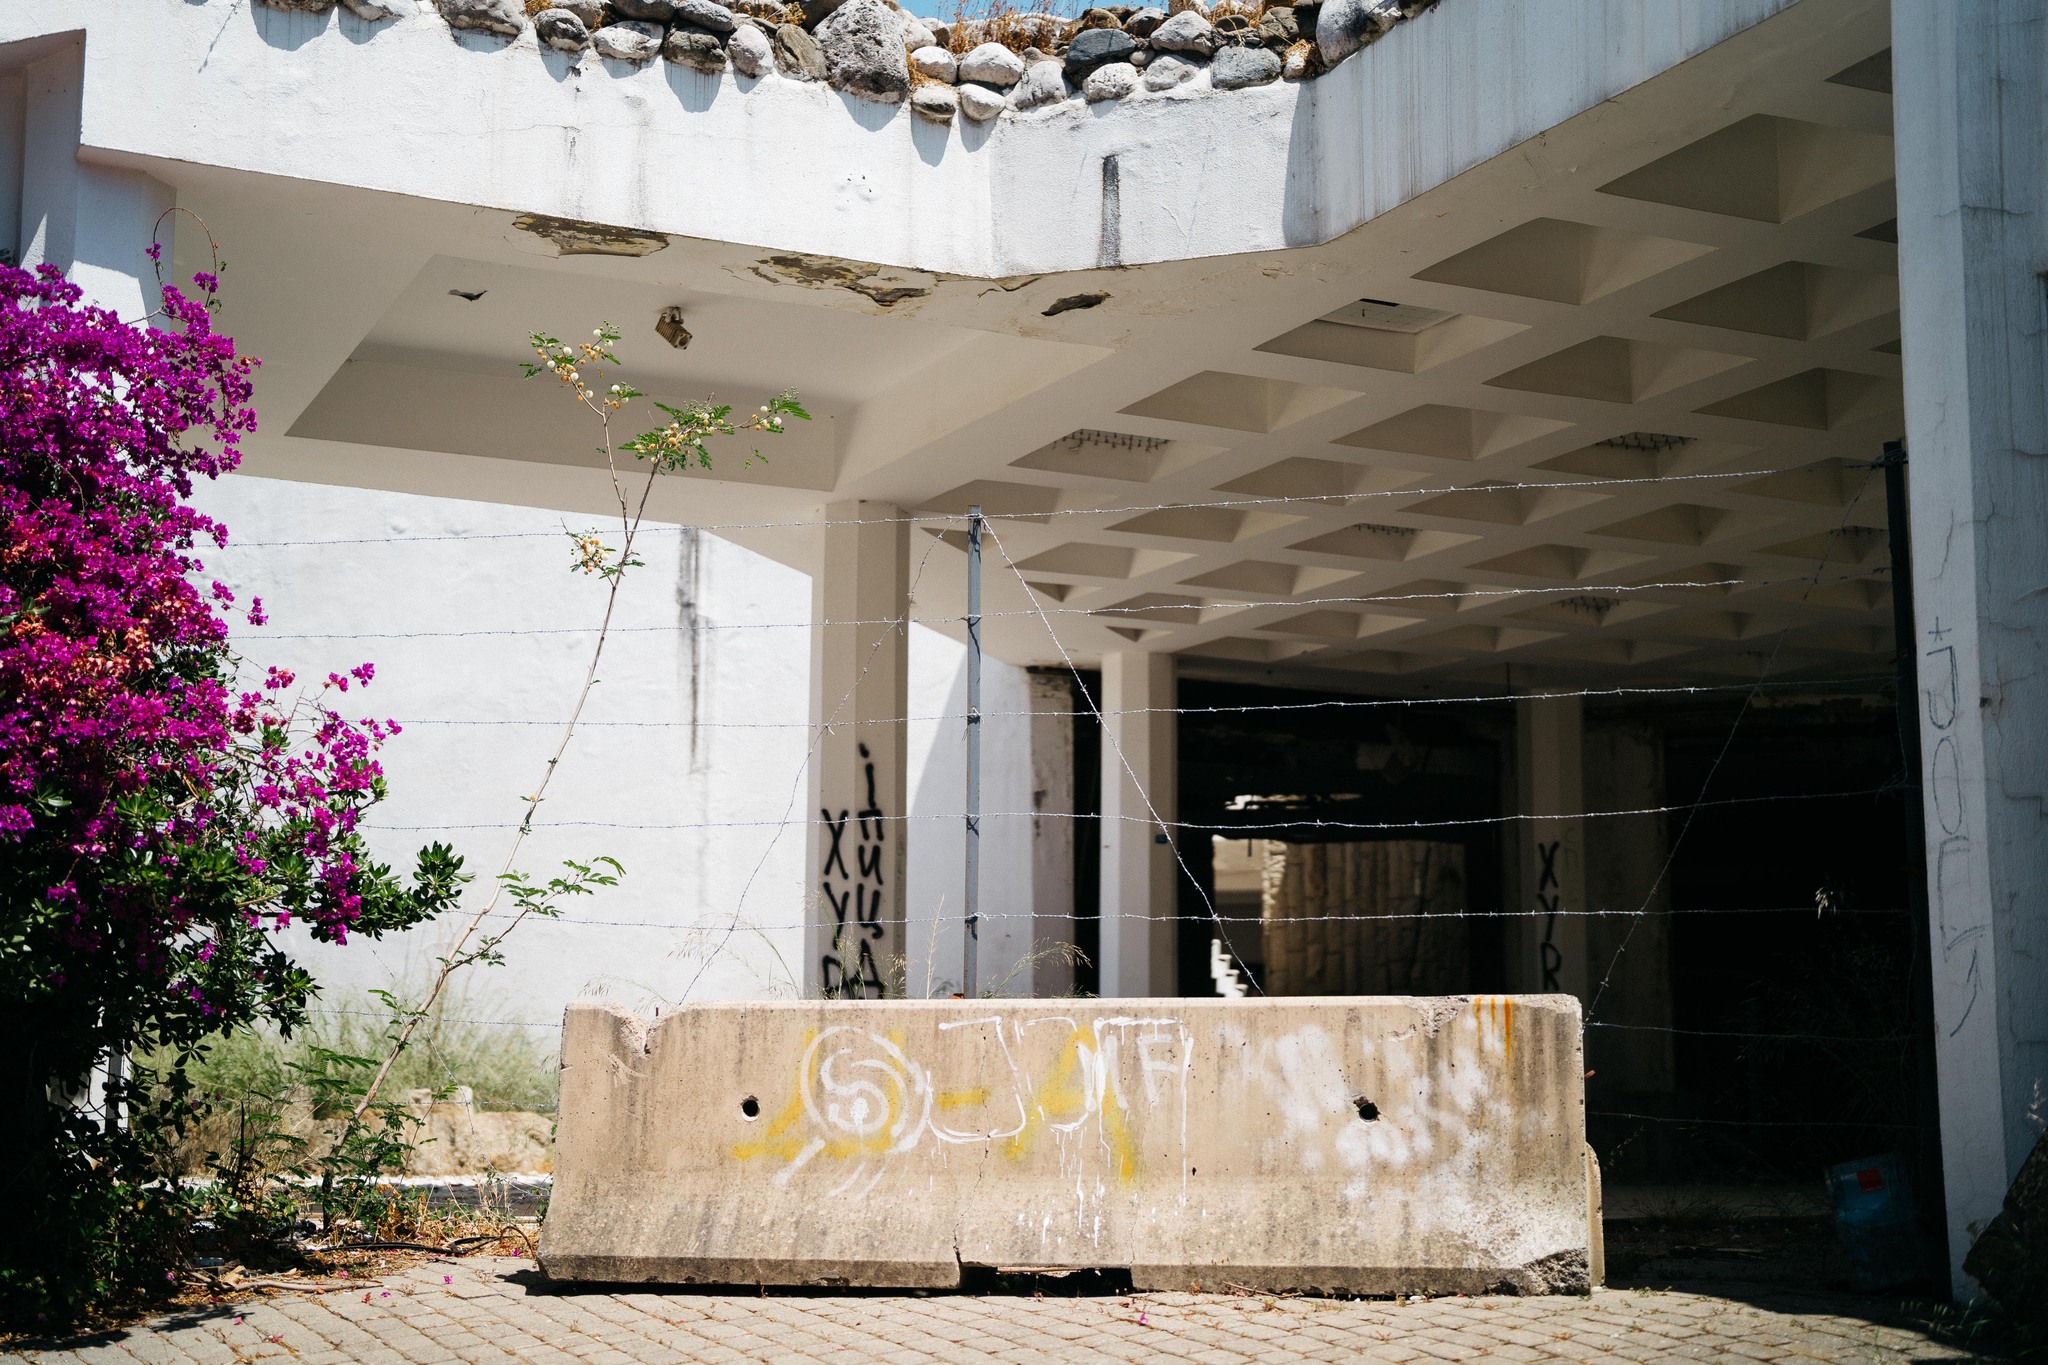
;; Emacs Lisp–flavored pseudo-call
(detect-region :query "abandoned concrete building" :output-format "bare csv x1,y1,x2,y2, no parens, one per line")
4,0,2042,1295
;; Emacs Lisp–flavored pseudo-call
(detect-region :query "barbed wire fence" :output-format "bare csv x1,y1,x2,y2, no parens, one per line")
224,475,1925,1163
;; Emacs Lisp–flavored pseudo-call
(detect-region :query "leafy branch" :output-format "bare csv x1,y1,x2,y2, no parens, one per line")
346,323,805,1126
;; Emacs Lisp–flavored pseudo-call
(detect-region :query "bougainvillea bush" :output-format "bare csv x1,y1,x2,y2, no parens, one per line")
0,260,462,1328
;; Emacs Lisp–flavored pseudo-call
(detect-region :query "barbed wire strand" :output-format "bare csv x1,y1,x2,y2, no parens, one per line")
365,785,1896,835
1585,466,1883,1024
381,674,1897,731
982,520,1267,997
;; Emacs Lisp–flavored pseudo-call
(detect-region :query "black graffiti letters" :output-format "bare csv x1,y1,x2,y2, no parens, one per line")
1537,838,1563,992
821,742,891,998
822,809,851,880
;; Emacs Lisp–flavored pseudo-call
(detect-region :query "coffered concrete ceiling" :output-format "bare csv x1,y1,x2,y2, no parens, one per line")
109,0,1896,689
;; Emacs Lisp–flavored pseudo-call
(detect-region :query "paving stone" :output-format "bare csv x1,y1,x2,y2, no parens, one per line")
22,1259,1985,1365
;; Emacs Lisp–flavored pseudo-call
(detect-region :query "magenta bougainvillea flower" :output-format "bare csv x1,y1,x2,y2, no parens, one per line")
0,260,462,1317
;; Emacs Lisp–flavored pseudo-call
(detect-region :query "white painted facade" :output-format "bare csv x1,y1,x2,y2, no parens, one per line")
7,0,2046,1299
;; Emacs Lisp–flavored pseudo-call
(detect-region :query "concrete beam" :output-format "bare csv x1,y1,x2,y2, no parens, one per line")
807,502,910,997
16,41,168,319
541,996,1597,1294
1894,0,2048,1298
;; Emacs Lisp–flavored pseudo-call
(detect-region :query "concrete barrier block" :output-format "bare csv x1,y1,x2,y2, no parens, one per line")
539,996,1592,1295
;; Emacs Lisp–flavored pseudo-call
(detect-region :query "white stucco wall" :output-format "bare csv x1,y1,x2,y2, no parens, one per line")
193,475,1047,1031
195,474,817,1029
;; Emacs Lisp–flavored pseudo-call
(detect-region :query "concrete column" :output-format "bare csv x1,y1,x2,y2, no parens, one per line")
1894,0,2048,1296
18,45,171,319
1582,719,1675,1097
806,502,909,998
1516,692,1587,1001
1026,670,1077,998
1099,651,1176,998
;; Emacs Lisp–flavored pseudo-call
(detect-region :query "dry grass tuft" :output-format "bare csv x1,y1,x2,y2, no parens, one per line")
944,1,1067,55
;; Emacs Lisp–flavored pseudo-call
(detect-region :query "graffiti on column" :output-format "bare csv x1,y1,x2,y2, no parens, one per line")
821,742,888,998
1922,620,1983,1036
1536,838,1563,991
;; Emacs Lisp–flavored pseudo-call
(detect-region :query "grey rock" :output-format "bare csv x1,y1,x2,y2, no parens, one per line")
1141,50,1196,88
552,0,605,23
1257,6,1297,46
798,0,844,23
773,22,828,79
927,20,952,46
1315,0,1397,66
1123,6,1165,36
1281,41,1315,78
902,17,937,49
676,0,738,30
1063,25,1136,79
910,44,957,81
1129,44,1151,67
258,0,337,12
910,83,958,122
534,7,591,48
594,18,664,59
1081,59,1138,100
1008,58,1067,110
1210,42,1278,87
1148,9,1214,54
1210,10,1257,46
663,24,729,70
958,80,1006,120
435,0,524,34
728,21,774,74
338,0,408,17
816,0,911,102
611,0,678,19
957,41,1025,87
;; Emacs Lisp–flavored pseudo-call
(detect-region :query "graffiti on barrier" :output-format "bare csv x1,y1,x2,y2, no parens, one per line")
733,1016,1192,1188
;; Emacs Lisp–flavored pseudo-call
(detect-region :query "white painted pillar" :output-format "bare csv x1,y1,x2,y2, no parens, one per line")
806,502,909,998
1517,692,1587,1001
1100,651,1176,998
1894,0,2048,1297
17,44,171,319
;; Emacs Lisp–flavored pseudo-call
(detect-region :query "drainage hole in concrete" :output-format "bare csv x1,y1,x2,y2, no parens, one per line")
1354,1097,1379,1121
740,1095,761,1119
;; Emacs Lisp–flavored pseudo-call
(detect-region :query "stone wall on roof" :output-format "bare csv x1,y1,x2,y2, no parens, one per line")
278,0,1439,126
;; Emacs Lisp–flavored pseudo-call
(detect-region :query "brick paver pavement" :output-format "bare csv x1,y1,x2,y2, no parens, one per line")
11,1256,1983,1364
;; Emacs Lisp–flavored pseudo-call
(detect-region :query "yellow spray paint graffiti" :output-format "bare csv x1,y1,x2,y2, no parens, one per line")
733,1017,1185,1186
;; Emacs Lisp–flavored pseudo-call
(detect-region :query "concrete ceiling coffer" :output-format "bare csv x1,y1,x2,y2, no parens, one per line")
1254,303,1528,375
1466,543,1652,582
1288,523,1479,563
1332,405,1573,461
1694,367,1894,429
1482,336,1751,405
1008,429,1218,482
1215,457,1428,501
1596,115,1895,224
1653,261,1899,341
1118,370,1358,434
1411,218,1714,306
